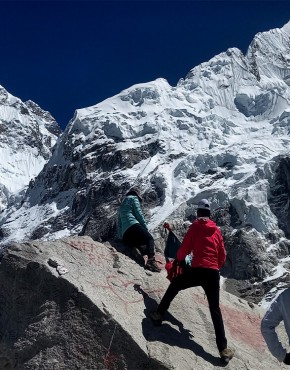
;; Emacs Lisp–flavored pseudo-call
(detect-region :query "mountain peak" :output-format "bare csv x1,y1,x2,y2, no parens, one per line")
281,19,290,35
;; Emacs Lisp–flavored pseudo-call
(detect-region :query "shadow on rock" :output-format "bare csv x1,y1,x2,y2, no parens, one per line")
109,239,147,268
108,238,132,257
134,284,225,368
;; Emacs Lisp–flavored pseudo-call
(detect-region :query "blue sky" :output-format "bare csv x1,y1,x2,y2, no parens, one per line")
1,1,290,129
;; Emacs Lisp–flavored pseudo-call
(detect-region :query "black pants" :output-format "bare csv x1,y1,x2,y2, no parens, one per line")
157,267,227,352
123,223,155,258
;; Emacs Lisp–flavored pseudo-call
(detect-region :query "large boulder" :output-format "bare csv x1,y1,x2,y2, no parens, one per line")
0,236,288,369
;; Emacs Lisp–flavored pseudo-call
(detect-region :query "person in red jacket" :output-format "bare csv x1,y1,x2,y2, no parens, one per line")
150,199,234,364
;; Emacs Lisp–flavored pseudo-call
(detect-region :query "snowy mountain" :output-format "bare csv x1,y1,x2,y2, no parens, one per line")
0,86,61,212
1,21,290,306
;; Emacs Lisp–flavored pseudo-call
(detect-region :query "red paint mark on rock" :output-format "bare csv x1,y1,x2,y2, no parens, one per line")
191,291,265,351
103,350,118,370
221,305,265,352
67,240,115,268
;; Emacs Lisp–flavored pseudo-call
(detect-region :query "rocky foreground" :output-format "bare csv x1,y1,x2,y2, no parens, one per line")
0,236,288,370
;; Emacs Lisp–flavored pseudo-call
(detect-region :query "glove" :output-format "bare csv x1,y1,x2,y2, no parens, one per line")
284,353,290,365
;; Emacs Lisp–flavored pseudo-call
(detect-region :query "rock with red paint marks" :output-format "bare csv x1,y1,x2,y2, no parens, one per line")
0,236,288,369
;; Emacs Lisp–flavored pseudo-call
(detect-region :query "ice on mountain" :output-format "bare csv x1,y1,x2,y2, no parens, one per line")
271,110,290,136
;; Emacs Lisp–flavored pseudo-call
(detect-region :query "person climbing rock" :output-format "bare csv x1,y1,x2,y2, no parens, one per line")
117,187,161,273
150,199,234,364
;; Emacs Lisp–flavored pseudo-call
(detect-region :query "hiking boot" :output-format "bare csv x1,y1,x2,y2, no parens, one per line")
146,257,161,272
131,247,144,266
220,348,235,364
150,311,163,326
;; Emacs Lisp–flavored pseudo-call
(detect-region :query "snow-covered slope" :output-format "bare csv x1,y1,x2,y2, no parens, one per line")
0,86,61,211
1,21,290,305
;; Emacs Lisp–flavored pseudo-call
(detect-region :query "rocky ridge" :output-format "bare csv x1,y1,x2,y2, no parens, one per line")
0,236,288,370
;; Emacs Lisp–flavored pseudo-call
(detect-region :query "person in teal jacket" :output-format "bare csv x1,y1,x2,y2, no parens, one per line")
117,188,161,272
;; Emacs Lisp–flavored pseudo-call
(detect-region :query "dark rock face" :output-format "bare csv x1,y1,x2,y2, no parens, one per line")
221,227,273,280
225,271,290,306
6,133,164,243
268,155,290,238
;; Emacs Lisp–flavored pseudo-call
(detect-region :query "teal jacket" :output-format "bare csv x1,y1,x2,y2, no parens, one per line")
117,195,148,238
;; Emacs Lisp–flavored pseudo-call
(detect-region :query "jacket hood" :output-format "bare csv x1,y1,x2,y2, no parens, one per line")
194,218,217,236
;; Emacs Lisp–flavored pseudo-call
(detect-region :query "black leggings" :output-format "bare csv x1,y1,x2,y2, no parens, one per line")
157,267,227,352
123,223,155,258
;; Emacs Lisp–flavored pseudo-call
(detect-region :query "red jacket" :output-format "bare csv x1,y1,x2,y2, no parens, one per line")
176,218,226,270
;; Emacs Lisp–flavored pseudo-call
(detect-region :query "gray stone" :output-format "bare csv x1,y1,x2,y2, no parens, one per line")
0,236,287,369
